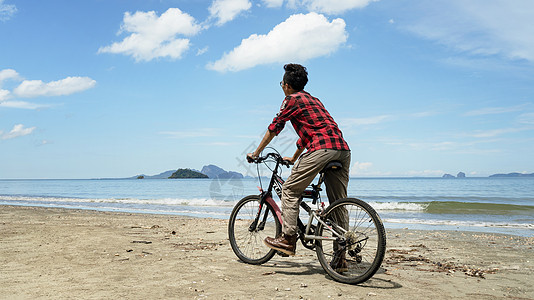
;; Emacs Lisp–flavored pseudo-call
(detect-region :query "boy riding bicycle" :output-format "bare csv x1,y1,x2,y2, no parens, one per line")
247,64,351,269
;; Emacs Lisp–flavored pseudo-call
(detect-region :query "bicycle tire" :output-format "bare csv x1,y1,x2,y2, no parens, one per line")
228,195,282,264
315,198,386,284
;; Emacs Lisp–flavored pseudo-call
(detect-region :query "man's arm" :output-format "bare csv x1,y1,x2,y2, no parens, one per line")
248,130,276,160
247,130,304,164
284,147,305,164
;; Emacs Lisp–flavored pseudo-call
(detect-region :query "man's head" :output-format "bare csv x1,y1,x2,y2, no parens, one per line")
282,64,308,92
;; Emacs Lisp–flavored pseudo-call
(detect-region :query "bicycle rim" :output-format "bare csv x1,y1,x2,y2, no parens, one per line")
316,198,386,284
228,195,281,264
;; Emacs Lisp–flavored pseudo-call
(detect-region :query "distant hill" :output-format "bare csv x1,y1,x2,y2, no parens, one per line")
128,170,175,179
129,165,244,179
168,169,208,179
489,172,534,177
201,164,244,179
442,172,466,178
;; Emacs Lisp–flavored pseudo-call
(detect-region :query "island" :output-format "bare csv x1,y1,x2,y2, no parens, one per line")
442,172,466,178
168,169,209,179
489,172,534,177
128,165,244,180
201,165,244,179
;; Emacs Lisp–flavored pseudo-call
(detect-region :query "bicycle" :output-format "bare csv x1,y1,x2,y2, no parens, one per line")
228,150,386,284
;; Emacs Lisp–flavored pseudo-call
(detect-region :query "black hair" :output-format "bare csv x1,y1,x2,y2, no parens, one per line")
283,63,308,91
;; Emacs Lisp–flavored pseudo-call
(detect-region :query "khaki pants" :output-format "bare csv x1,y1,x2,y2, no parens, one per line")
281,149,351,236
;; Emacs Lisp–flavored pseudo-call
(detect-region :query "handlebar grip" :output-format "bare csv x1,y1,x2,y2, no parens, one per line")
281,159,292,168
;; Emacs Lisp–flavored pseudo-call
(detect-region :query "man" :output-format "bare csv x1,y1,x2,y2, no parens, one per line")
247,63,351,258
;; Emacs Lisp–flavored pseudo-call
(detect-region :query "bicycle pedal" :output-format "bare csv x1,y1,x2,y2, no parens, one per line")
276,251,289,257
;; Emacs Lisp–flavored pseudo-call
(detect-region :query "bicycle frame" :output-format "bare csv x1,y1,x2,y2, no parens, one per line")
249,154,344,243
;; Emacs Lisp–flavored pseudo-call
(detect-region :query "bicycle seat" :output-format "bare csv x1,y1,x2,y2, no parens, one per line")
320,161,343,173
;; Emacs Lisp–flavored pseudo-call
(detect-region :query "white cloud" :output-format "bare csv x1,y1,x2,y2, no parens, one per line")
0,89,9,101
209,0,252,26
517,112,534,125
302,0,378,14
1,70,95,109
0,100,50,109
1,124,35,140
0,0,16,21
352,161,373,170
350,161,394,176
339,112,437,131
262,0,284,8
98,8,201,62
339,115,390,127
466,128,525,138
399,0,534,63
196,46,209,56
13,77,96,98
410,111,437,118
0,69,20,84
37,140,52,146
263,0,378,13
207,12,347,72
464,104,528,116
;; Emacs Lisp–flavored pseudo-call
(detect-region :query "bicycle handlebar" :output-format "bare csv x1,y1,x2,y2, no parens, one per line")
247,152,291,167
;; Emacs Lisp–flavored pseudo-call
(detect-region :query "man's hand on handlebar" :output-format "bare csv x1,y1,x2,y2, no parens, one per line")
246,153,257,163
282,157,295,165
246,152,292,167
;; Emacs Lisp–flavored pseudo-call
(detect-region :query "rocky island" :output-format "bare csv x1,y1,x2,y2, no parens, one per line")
442,172,466,178
168,169,208,179
130,165,243,179
489,172,534,177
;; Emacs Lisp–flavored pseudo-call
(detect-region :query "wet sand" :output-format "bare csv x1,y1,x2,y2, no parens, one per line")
1,205,533,299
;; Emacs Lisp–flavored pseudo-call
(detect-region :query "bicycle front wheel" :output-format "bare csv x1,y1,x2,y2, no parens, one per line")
316,198,386,284
228,195,281,264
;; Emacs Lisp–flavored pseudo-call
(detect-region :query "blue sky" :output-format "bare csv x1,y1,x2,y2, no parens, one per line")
1,0,533,179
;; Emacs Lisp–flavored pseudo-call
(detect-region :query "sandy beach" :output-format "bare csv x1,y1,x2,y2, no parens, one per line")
1,205,533,299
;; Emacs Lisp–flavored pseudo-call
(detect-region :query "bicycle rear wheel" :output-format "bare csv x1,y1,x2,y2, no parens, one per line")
228,195,281,264
315,198,386,284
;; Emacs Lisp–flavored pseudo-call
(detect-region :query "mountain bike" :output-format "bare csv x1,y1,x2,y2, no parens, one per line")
228,150,386,284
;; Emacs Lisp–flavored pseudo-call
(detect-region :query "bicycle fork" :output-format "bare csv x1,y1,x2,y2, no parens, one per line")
249,192,282,233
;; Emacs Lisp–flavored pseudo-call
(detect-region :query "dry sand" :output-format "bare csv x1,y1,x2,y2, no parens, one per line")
1,205,533,299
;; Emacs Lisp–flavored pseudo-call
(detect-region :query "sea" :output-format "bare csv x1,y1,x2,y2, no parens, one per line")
1,177,533,237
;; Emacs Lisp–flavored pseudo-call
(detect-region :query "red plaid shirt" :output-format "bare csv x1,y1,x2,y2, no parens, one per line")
268,91,349,152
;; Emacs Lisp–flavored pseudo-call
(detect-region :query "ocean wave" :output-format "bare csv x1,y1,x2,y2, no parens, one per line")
363,195,534,206
2,201,231,218
2,195,534,217
423,201,534,215
368,200,534,215
384,218,534,229
0,195,235,207
368,201,427,211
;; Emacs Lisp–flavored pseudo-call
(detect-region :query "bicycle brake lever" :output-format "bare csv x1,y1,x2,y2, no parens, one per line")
281,160,292,168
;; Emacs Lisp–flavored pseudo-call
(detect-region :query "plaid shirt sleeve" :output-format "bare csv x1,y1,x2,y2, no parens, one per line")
268,96,298,136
